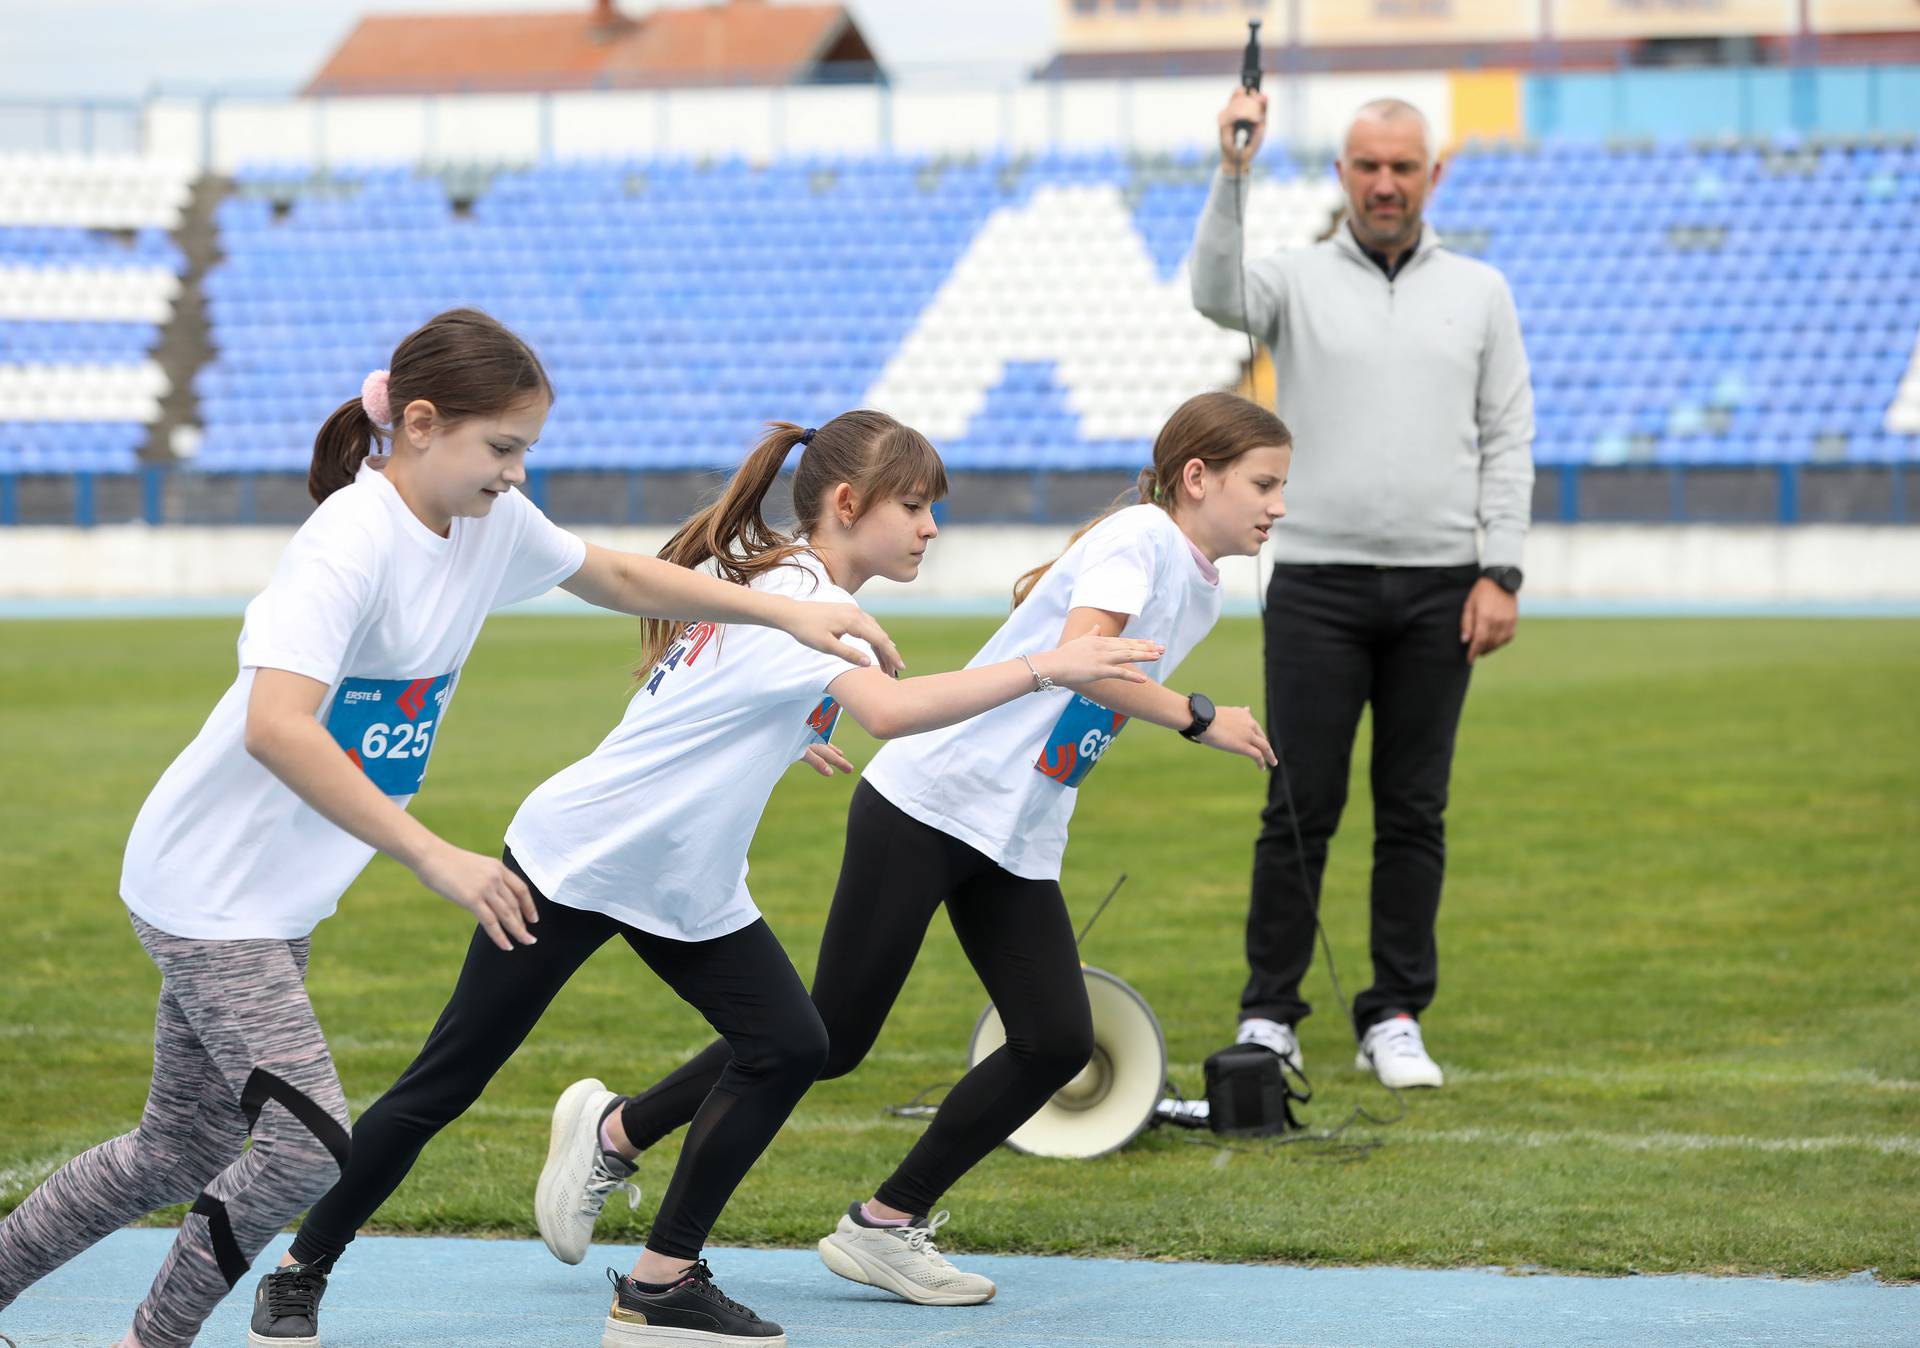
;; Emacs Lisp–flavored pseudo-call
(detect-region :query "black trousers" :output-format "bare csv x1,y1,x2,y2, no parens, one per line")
1243,563,1478,1034
289,851,825,1265
620,780,1094,1217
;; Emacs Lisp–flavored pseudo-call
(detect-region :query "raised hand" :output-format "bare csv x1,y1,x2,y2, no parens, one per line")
1219,86,1270,174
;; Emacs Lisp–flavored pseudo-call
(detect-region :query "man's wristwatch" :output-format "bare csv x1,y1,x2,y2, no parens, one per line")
1180,692,1216,742
1481,566,1524,595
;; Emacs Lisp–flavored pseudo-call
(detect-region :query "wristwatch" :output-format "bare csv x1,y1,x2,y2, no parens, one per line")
1180,692,1216,742
1481,566,1523,595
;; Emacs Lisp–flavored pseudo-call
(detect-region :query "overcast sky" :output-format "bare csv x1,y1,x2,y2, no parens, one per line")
0,0,1057,100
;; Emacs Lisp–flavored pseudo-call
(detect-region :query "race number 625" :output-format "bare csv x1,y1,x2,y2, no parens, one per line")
361,719,434,760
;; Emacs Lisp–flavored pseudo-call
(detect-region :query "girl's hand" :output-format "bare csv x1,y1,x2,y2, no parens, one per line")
801,743,856,777
412,842,539,951
786,600,905,677
1034,634,1166,689
1199,705,1278,768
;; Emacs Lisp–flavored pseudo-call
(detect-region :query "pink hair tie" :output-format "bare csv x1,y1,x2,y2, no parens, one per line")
360,369,392,426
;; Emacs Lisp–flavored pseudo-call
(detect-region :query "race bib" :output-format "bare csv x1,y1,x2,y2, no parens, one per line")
325,673,455,796
806,695,842,745
1034,694,1128,788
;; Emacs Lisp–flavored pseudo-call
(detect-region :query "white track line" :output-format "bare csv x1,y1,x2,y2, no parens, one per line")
1396,1126,1920,1158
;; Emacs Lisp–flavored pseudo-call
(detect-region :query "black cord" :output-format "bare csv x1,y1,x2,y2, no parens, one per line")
1233,166,1261,396
884,1080,951,1121
1074,872,1127,948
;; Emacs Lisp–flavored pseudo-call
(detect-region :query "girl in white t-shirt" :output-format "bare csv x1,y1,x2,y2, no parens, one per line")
558,391,1293,1310
0,309,911,1348
263,409,1161,1348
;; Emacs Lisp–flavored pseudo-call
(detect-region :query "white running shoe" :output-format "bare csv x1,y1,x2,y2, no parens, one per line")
1235,1017,1304,1072
1355,1015,1444,1089
817,1205,995,1306
536,1077,642,1265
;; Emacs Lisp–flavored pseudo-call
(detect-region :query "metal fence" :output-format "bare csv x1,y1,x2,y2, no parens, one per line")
0,464,1909,529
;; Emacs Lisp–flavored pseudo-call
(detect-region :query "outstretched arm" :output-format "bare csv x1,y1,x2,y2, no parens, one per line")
1050,606,1276,768
827,633,1165,742
560,542,904,675
244,669,538,949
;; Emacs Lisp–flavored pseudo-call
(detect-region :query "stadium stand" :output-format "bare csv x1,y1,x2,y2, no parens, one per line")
4,140,1918,491
0,155,191,473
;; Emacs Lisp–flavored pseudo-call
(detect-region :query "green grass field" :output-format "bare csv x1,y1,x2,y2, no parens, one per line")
3,615,1916,1280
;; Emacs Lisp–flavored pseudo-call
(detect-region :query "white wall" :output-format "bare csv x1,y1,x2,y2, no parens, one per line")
6,525,1918,609
133,71,1459,172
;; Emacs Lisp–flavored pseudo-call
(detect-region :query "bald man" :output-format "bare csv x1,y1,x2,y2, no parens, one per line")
1191,93,1535,1090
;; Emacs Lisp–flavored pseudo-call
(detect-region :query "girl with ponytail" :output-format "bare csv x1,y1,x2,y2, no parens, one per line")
0,307,913,1348
264,409,1161,1348
543,390,1292,1317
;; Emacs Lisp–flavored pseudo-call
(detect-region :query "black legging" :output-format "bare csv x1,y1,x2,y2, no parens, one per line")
620,780,1093,1217
288,851,825,1264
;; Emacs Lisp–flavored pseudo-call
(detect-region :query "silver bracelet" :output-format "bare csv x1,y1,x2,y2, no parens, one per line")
1020,654,1056,694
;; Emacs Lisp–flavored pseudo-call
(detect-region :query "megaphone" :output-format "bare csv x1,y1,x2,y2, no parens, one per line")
968,965,1167,1159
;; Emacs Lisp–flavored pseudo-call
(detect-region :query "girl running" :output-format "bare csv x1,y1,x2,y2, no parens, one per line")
253,410,1161,1348
538,390,1290,1308
0,308,906,1348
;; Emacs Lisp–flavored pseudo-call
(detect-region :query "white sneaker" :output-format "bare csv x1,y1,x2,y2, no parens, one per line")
817,1205,995,1306
1355,1015,1444,1089
1235,1017,1304,1072
535,1077,642,1265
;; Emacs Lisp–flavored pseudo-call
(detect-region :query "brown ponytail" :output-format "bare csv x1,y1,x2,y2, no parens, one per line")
308,397,383,504
1012,390,1290,607
637,410,946,674
306,307,552,504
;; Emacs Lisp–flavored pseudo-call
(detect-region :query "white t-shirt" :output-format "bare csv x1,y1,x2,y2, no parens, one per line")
120,464,586,940
863,505,1222,881
504,549,871,943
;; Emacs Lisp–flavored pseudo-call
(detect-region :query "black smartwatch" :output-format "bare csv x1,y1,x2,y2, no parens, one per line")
1481,566,1523,595
1180,692,1216,742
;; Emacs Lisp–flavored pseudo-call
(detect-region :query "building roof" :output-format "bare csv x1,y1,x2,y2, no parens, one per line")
307,1,871,97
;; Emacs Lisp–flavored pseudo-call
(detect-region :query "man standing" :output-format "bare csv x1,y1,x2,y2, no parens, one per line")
1192,92,1534,1089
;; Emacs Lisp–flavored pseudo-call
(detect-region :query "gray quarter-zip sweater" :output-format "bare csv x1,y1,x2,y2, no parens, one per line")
1191,169,1535,568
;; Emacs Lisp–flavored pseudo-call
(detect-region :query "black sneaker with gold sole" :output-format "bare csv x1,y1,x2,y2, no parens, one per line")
600,1260,785,1346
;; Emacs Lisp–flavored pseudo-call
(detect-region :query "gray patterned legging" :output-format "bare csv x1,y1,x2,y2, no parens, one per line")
0,912,351,1347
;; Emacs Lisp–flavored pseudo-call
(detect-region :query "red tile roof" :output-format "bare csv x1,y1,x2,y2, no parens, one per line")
604,2,852,84
307,1,866,96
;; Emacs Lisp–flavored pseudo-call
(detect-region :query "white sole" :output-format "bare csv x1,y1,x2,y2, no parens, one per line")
602,1314,786,1347
248,1333,318,1347
817,1235,994,1306
1354,1051,1443,1089
535,1076,605,1265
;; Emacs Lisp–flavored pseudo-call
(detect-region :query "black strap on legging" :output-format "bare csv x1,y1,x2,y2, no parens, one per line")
188,1192,249,1287
240,1067,352,1172
188,1069,352,1287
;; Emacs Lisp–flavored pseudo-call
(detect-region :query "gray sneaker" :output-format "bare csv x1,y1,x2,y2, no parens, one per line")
248,1264,326,1346
817,1204,995,1306
536,1077,642,1265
